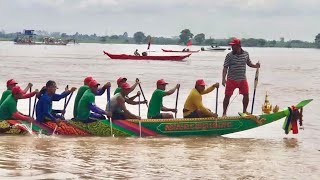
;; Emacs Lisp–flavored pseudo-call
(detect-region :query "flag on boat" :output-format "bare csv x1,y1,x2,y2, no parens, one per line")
147,37,151,50
187,40,192,46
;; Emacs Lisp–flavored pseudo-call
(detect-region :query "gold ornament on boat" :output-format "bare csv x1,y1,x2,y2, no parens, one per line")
273,105,279,113
262,92,272,114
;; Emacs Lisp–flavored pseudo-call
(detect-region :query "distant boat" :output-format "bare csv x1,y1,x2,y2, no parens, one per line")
14,29,75,45
201,46,230,51
103,51,191,61
162,49,200,53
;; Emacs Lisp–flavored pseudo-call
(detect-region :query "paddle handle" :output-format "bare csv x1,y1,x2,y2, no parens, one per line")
28,86,32,116
63,92,74,112
138,83,148,108
32,96,37,118
215,87,219,114
107,87,111,111
174,87,180,118
138,94,141,117
64,85,69,109
254,68,260,89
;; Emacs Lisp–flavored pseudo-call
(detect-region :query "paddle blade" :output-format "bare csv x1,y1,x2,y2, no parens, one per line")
254,68,259,89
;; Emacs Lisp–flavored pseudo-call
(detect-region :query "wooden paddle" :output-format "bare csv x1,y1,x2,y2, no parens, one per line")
215,87,219,114
64,85,68,109
32,95,37,118
138,83,148,108
250,66,260,114
174,86,180,118
107,86,113,136
28,87,32,116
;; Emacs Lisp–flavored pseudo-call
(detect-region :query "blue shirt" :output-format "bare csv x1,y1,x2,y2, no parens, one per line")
36,91,69,122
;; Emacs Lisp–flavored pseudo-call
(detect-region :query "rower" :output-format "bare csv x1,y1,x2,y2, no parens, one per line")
76,80,112,123
108,82,147,120
142,52,148,56
114,77,139,95
134,49,140,56
36,80,76,123
73,76,111,118
0,86,37,121
183,79,219,118
147,79,180,119
0,79,35,106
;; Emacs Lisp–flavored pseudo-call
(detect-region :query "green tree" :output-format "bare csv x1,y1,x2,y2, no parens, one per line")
133,31,146,44
315,33,320,48
194,33,205,44
179,29,193,45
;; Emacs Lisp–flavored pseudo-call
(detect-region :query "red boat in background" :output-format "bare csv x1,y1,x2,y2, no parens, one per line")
161,49,200,53
103,51,191,61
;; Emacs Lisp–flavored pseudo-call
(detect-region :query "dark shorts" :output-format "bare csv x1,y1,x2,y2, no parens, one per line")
112,111,126,121
148,113,163,119
184,111,199,118
225,79,249,96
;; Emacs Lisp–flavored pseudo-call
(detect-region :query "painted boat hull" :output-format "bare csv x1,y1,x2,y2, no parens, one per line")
0,99,312,137
161,49,200,53
103,51,191,61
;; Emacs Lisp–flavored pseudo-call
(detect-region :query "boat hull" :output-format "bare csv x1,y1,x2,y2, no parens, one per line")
103,51,191,61
0,99,312,137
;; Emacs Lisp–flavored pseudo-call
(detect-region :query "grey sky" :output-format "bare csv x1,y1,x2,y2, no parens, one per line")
0,0,319,41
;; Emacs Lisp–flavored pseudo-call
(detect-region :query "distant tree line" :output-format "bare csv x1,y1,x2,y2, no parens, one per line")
0,29,319,49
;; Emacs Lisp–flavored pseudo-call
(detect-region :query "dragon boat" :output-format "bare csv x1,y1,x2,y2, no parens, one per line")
103,51,191,61
0,99,312,137
161,49,200,53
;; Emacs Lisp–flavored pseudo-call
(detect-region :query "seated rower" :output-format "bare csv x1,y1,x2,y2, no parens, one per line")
0,79,35,106
183,79,219,118
147,79,180,119
186,48,190,52
36,80,76,123
134,49,140,56
0,86,37,122
76,80,112,123
182,48,186,52
108,83,147,120
142,52,148,56
73,76,111,118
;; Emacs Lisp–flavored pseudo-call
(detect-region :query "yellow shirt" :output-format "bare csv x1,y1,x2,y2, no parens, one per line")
183,85,216,117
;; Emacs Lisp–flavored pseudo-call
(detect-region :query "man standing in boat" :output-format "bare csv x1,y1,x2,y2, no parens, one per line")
148,79,180,119
73,76,111,118
108,82,147,120
222,38,260,116
0,79,37,106
183,80,219,118
0,86,37,121
76,80,112,123
36,80,76,123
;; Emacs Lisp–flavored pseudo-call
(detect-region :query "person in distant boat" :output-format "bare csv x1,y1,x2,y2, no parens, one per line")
108,82,147,120
183,79,219,118
186,49,190,52
134,49,140,56
76,80,112,123
142,51,148,56
36,80,76,123
0,86,37,121
222,38,260,116
182,48,186,52
147,79,180,119
73,76,111,118
0,79,36,106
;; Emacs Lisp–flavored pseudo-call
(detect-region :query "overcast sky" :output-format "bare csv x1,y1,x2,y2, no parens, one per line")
0,0,319,41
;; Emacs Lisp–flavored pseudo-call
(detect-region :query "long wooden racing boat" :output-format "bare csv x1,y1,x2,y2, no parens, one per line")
103,51,191,61
161,49,200,53
1,99,312,137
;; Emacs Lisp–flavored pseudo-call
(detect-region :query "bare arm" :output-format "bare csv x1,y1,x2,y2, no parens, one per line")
165,84,180,96
161,106,176,112
118,96,140,119
222,67,228,86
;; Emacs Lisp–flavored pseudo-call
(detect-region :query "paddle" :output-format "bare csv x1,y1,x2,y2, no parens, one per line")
215,87,219,114
174,86,180,118
138,94,142,137
28,86,32,116
63,91,74,115
138,80,148,108
32,95,37,118
107,86,113,136
250,66,260,114
64,85,68,109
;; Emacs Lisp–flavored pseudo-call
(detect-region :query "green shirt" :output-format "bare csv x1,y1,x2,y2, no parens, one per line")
147,89,166,118
77,89,95,121
114,87,121,95
0,90,11,106
73,85,89,117
0,94,18,120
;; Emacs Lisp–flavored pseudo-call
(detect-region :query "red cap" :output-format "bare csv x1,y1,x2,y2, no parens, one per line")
84,76,94,85
88,80,100,88
120,82,131,90
157,79,168,85
195,79,206,86
228,38,241,45
117,77,127,85
7,79,18,86
12,86,24,95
